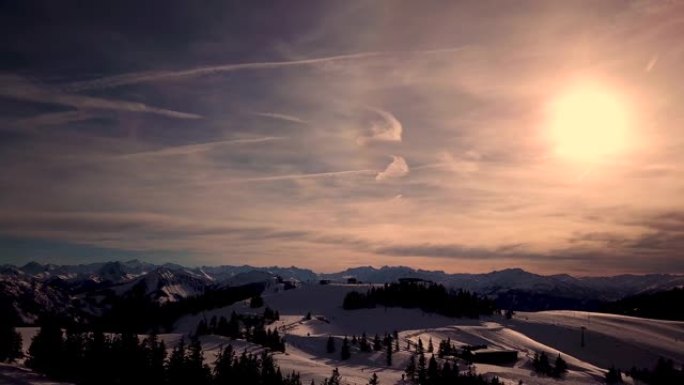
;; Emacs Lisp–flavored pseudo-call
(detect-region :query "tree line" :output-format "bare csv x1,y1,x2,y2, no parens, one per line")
404,351,502,385
342,282,496,318
194,308,285,352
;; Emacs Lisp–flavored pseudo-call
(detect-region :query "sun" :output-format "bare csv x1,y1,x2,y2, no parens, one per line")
549,85,631,162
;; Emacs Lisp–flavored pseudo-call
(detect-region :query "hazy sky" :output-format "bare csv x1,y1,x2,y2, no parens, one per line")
2,0,684,274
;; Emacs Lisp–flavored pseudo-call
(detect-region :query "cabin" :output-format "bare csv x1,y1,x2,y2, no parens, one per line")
398,277,431,285
470,349,518,365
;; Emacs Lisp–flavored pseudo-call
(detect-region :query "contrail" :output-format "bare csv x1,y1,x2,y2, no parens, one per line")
116,137,286,159
64,47,469,91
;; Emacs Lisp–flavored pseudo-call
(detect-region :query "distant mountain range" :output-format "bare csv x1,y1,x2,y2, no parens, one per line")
2,260,684,323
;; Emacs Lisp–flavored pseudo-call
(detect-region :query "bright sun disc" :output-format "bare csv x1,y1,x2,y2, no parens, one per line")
549,86,630,162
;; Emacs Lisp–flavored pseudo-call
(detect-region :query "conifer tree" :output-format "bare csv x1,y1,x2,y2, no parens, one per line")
427,337,434,353
417,353,427,384
373,334,382,351
167,338,187,385
405,354,416,381
368,372,380,385
427,354,439,382
385,335,392,366
326,336,336,353
187,336,212,385
0,321,22,362
340,337,351,360
553,354,568,378
27,317,65,379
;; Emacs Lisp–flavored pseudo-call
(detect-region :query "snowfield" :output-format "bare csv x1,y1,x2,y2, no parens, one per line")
172,283,684,385
6,283,684,385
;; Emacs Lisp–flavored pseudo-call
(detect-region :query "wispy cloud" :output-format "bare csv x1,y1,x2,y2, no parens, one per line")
0,75,201,120
253,112,308,125
356,107,403,145
376,156,409,181
63,47,469,91
117,136,286,159
9,110,92,130
238,169,377,183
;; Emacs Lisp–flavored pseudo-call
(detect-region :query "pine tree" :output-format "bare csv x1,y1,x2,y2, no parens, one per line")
373,334,382,351
385,335,392,366
368,372,380,385
26,317,65,379
605,366,623,384
553,354,568,378
417,338,424,354
327,368,341,385
340,337,351,360
167,338,187,385
405,353,416,381
427,337,434,353
427,354,439,382
187,336,212,385
417,353,427,384
0,321,22,362
147,333,167,385
326,336,336,353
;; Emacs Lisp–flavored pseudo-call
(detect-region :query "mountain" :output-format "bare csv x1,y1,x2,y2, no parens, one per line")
3,261,684,324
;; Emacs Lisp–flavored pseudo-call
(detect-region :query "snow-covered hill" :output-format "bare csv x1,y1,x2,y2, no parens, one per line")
174,283,684,385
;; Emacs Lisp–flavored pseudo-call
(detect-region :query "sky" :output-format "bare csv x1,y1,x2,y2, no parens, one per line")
2,0,684,275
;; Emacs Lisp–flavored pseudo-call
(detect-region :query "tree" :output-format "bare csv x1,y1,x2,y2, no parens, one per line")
373,334,382,351
167,337,187,385
417,353,427,384
326,336,336,353
552,354,568,378
326,368,341,385
405,353,416,381
532,351,552,376
417,338,424,354
427,355,439,382
385,336,392,366
250,295,264,308
0,322,22,362
368,372,380,385
427,337,434,353
187,337,212,385
340,337,351,360
605,366,623,384
26,317,65,379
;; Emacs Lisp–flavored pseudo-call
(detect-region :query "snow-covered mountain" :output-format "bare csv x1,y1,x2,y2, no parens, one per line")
3,261,684,325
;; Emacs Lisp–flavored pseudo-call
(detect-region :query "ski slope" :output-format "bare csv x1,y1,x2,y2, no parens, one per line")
7,283,684,384
172,283,684,384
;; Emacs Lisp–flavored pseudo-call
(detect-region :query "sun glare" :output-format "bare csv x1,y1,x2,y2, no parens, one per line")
549,86,631,162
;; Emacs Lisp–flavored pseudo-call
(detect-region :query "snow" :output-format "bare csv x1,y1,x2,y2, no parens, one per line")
7,283,684,385
170,283,684,384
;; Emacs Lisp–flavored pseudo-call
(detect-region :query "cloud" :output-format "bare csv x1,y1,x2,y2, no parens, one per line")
117,136,286,159
356,107,403,145
254,112,308,125
236,169,377,183
63,47,469,91
0,75,201,120
8,110,93,130
376,156,409,181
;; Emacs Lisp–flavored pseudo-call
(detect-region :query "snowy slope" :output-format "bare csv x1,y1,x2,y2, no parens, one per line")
172,283,684,385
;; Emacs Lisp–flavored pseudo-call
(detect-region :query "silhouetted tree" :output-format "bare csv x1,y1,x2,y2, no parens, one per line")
605,366,623,384
250,295,264,308
26,316,65,379
326,336,336,353
0,321,22,362
340,337,351,360
368,372,380,385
